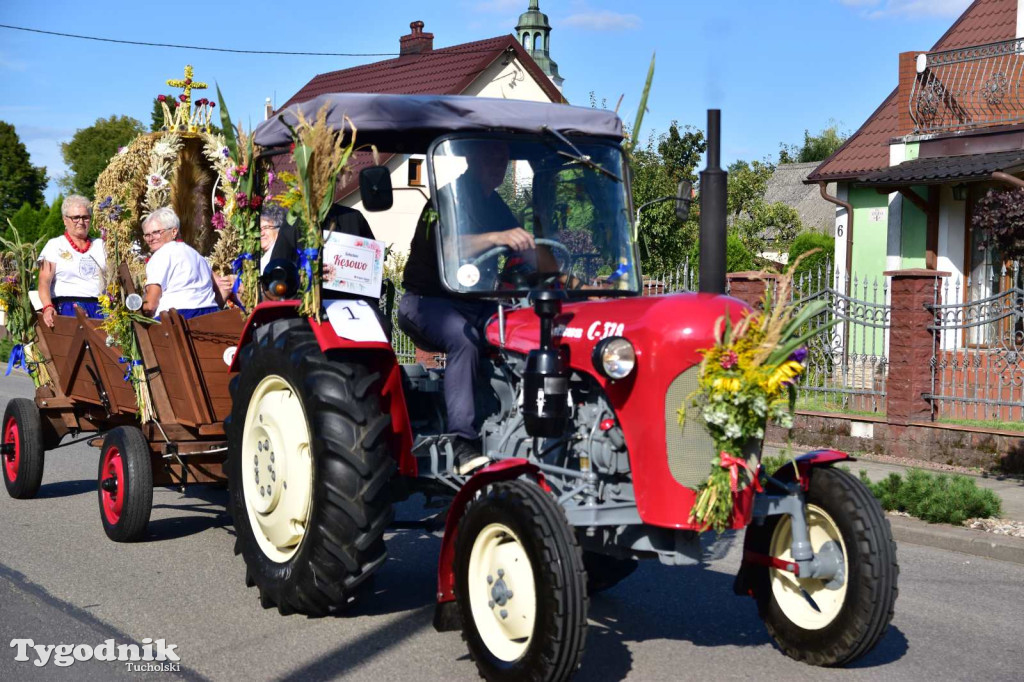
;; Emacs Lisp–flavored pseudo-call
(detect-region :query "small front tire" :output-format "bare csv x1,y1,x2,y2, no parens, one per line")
2,398,46,499
746,466,898,666
455,479,588,682
97,426,153,542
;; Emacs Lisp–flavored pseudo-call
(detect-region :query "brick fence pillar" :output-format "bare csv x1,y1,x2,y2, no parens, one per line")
885,268,947,425
726,272,779,311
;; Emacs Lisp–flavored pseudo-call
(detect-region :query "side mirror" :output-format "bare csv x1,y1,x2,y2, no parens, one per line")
360,166,393,212
675,180,694,221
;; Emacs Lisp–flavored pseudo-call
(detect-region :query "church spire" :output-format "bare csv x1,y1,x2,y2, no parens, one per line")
516,1,563,89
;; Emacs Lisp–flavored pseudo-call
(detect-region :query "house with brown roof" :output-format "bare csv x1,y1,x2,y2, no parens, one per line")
278,10,566,252
808,0,1024,303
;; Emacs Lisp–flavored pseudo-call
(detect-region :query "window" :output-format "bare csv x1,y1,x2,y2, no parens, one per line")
408,158,423,186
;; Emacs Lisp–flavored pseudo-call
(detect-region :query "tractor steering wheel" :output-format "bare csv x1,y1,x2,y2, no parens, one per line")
469,238,576,288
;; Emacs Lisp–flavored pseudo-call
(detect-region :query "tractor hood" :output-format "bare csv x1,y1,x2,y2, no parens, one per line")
486,292,753,529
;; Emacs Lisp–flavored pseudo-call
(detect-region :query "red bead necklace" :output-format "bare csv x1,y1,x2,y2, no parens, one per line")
64,231,91,254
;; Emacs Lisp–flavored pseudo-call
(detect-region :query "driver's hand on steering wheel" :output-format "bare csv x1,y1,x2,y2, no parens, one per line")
490,227,535,252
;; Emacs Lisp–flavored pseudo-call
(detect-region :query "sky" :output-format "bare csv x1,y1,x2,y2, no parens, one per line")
0,0,977,201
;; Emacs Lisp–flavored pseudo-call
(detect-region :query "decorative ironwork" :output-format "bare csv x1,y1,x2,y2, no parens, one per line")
927,263,1024,422
909,38,1024,134
788,264,890,414
383,279,418,365
642,263,698,296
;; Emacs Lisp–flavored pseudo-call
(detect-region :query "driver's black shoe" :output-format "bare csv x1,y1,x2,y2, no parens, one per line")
452,437,490,475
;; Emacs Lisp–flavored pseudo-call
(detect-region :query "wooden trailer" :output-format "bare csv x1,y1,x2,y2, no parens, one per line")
3,268,244,541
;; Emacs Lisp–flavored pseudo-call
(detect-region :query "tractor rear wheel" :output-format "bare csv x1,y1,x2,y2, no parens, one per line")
226,318,394,616
455,479,588,682
2,398,46,499
745,466,898,666
97,426,153,542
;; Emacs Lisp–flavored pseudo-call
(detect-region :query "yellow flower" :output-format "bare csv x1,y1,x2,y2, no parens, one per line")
98,294,111,308
767,360,803,392
713,377,742,393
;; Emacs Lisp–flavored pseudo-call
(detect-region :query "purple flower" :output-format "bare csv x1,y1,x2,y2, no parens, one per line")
789,347,808,364
235,192,248,208
211,212,226,230
98,196,112,210
221,147,230,158
719,350,739,370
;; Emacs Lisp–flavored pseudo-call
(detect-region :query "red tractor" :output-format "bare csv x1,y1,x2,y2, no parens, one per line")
225,93,898,680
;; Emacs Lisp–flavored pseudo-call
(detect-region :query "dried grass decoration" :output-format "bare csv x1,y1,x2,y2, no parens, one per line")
685,252,835,532
277,104,357,319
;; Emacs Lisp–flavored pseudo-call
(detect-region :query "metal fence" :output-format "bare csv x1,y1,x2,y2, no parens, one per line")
928,268,1024,422
788,266,891,414
641,264,698,295
382,280,418,365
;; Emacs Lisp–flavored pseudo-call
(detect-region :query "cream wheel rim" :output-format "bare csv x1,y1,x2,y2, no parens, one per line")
768,504,849,630
241,375,313,562
467,522,537,661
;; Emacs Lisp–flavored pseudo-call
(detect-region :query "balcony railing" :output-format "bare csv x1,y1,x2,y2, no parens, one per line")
909,38,1024,134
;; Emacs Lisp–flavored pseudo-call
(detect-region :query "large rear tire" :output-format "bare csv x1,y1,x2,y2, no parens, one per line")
454,479,588,682
97,426,153,542
746,466,898,666
2,398,45,499
226,319,394,616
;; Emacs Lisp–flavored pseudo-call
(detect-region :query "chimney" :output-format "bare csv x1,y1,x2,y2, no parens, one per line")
400,20,433,56
264,97,273,121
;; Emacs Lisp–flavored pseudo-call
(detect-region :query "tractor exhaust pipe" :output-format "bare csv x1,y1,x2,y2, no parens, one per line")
699,109,727,294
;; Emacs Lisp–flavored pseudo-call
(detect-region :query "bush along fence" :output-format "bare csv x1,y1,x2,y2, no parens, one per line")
726,266,1024,471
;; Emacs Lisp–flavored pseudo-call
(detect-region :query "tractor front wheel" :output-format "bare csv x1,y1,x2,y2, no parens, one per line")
746,466,898,666
226,319,394,616
455,479,588,682
97,426,153,542
2,398,46,499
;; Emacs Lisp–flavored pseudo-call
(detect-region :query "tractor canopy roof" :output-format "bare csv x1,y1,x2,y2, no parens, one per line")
252,93,625,153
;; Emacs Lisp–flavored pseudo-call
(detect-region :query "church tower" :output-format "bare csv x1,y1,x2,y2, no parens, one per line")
516,1,563,90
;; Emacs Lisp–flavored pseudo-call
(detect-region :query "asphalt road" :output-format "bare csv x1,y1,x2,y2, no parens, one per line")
1,373,1022,682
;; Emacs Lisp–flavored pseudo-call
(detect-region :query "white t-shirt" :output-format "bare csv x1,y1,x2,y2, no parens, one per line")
39,236,107,298
145,241,218,315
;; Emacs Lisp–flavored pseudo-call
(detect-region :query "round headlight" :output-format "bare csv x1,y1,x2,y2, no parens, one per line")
592,337,636,380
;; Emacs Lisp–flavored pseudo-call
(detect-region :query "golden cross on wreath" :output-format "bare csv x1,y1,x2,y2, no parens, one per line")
166,65,208,112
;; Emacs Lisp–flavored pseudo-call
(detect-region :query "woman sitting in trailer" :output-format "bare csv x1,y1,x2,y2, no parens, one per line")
37,194,107,328
141,207,225,320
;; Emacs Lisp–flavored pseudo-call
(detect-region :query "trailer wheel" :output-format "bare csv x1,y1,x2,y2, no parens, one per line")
582,551,638,595
746,467,898,666
455,479,587,682
98,426,153,542
2,398,46,499
227,319,394,616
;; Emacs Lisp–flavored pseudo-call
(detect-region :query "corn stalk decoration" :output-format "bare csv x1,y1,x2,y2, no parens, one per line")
0,221,47,385
277,104,357,320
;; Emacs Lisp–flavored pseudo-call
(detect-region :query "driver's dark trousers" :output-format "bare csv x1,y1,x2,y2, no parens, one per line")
398,293,496,441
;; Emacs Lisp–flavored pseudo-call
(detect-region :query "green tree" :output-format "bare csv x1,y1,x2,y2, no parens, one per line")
688,234,755,273
6,202,44,242
779,120,849,164
60,115,146,199
632,123,706,274
38,196,66,241
0,121,48,222
727,158,802,258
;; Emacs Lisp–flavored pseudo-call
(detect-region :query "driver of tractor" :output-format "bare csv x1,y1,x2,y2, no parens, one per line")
398,141,537,475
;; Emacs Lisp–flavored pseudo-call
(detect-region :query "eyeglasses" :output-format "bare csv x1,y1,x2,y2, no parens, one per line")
143,227,173,240
259,224,280,233
65,215,90,222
